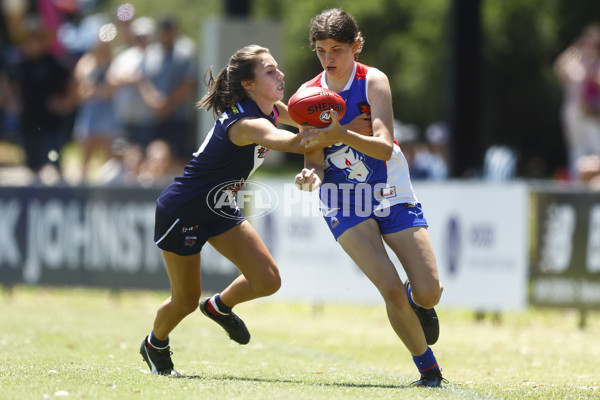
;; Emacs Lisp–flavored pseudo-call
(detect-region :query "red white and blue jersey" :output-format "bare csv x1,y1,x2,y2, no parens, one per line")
302,62,418,215
156,97,276,222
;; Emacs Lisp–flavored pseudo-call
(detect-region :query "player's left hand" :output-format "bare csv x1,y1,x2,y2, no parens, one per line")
344,113,372,136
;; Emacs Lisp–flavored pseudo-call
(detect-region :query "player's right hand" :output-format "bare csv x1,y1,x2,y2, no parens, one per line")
294,168,320,192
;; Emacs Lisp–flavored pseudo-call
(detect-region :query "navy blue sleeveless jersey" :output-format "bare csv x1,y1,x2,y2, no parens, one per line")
156,97,277,222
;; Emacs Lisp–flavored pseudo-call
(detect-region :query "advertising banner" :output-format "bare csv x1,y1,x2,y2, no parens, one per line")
0,186,239,291
529,189,600,308
417,182,529,311
253,179,529,311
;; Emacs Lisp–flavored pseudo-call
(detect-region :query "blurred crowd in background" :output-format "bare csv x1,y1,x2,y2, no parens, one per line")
0,1,599,190
0,0,197,186
554,23,600,190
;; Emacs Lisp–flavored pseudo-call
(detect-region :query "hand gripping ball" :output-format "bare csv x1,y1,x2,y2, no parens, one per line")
287,87,346,127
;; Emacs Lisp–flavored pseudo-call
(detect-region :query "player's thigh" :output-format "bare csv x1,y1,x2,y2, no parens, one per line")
208,220,279,282
338,218,402,289
161,249,202,302
382,227,440,294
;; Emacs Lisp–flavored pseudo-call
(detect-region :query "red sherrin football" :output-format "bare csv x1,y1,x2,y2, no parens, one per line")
287,87,346,127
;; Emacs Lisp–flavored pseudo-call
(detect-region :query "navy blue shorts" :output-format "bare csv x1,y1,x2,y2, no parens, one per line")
324,202,429,240
154,207,244,256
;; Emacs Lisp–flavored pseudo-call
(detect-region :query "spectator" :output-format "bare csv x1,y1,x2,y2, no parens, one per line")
395,120,449,180
97,137,144,185
138,15,197,171
408,122,450,181
554,23,600,181
422,122,450,180
576,154,600,190
106,16,156,151
10,16,77,183
394,120,429,180
72,36,120,182
137,139,178,187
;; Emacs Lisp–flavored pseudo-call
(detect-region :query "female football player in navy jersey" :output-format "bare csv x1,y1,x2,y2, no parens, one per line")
140,44,311,375
293,8,446,387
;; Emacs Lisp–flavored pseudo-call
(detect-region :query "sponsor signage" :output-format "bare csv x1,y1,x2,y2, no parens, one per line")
254,179,529,311
0,186,238,290
530,189,600,308
415,182,529,311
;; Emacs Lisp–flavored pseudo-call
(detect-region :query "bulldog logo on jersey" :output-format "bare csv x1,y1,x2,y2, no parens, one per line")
326,145,372,182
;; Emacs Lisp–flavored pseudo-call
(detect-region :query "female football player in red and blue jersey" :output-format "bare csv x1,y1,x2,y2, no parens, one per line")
140,44,311,375
293,8,446,387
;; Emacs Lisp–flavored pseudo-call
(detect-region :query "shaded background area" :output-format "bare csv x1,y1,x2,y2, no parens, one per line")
110,0,600,179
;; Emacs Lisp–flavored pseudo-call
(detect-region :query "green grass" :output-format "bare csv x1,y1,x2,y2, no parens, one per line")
1,286,599,399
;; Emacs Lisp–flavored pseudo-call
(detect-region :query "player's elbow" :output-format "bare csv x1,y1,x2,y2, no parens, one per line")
378,143,393,160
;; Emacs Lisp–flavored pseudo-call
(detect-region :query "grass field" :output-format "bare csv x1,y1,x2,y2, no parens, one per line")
1,286,598,400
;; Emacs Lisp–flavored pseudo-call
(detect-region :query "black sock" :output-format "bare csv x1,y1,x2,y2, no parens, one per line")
148,331,169,350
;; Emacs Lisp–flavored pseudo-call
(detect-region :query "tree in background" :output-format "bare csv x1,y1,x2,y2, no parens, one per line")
102,0,600,179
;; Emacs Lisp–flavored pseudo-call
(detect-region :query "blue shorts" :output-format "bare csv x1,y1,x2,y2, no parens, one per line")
323,202,429,240
154,207,243,256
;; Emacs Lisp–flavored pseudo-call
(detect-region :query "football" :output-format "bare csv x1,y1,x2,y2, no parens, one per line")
287,87,346,127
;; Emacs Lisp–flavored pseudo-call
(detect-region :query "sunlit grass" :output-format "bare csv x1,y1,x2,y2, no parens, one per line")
1,286,599,399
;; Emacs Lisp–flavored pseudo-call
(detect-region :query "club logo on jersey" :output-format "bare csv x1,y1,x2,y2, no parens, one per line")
256,146,269,159
330,216,340,229
326,145,372,182
184,236,197,247
357,101,371,115
227,178,245,196
207,179,279,220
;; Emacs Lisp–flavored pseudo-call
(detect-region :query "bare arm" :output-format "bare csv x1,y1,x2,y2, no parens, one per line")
277,100,373,136
228,116,308,154
275,100,296,126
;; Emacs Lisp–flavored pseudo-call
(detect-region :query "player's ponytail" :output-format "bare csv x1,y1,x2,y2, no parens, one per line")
197,66,231,115
197,44,271,116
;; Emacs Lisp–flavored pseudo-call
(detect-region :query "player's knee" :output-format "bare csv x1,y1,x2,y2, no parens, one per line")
382,285,413,311
256,268,281,296
176,295,202,316
265,271,282,295
412,283,442,309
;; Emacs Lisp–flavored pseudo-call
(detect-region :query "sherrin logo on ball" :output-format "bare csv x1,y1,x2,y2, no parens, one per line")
288,87,346,127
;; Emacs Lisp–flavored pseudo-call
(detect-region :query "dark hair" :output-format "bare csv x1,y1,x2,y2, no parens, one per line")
309,8,364,59
197,44,271,115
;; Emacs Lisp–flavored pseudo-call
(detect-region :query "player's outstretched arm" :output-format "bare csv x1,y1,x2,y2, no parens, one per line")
227,116,332,154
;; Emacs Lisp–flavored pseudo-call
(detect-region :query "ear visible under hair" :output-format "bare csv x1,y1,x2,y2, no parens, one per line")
241,80,254,91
